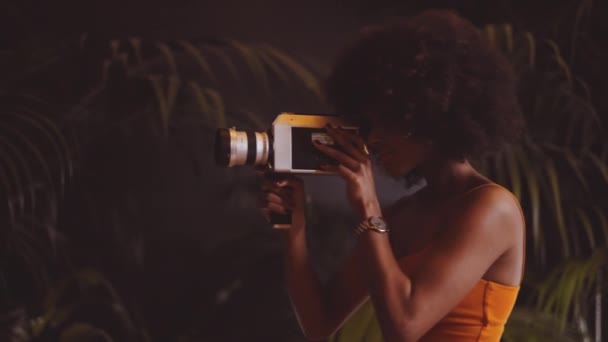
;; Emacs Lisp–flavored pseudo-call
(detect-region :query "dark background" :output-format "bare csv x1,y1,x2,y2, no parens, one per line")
1,1,607,341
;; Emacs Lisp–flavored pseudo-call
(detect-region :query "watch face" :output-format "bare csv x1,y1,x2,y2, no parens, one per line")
370,216,385,227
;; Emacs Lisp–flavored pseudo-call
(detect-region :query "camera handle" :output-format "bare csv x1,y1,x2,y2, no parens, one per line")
269,212,292,229
263,170,294,229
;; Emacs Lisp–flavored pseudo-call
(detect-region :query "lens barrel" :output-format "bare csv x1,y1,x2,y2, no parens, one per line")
214,128,270,167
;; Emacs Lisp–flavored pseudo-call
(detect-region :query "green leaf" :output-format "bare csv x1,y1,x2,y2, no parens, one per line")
570,0,593,62
586,151,608,186
545,39,572,84
129,37,143,66
483,25,497,47
0,136,35,211
235,109,267,130
559,85,600,129
251,47,292,85
204,46,240,80
503,24,514,53
226,40,270,95
542,143,589,193
258,44,321,98
178,41,216,82
505,307,582,341
0,140,23,205
189,82,213,123
514,142,544,265
492,149,507,186
574,208,595,252
155,42,178,75
555,264,578,329
0,122,57,210
0,157,16,225
59,322,113,342
166,76,180,123
188,83,226,128
503,145,522,199
543,158,569,257
147,75,181,136
524,32,536,66
10,110,73,192
592,206,608,246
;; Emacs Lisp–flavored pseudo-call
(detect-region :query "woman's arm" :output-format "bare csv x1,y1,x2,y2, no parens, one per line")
282,228,370,340
263,177,370,340
357,187,521,341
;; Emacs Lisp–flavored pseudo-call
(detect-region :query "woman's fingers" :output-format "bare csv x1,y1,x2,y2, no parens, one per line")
260,203,290,222
314,140,360,171
258,180,296,217
320,163,357,181
260,190,294,207
267,202,291,215
326,125,368,162
338,126,367,149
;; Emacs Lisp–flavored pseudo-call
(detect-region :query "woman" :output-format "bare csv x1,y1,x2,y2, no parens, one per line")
260,9,526,342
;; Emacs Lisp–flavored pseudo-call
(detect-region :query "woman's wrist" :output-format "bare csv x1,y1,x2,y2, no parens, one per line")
281,225,306,246
360,201,382,220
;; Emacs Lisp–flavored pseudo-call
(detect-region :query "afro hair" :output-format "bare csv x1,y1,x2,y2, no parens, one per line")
324,9,524,160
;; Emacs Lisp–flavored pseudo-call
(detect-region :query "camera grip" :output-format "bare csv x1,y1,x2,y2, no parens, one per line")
269,212,292,229
262,171,295,229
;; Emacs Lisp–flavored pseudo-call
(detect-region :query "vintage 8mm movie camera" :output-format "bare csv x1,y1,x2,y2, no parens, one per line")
214,113,359,228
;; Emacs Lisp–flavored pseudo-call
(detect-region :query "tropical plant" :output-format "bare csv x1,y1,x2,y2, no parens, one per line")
0,32,324,341
0,41,76,313
477,23,607,341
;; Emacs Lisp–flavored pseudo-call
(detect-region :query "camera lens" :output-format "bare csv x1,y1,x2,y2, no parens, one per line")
214,128,270,167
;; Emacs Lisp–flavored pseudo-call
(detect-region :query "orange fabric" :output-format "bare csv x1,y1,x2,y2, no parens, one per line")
400,247,520,341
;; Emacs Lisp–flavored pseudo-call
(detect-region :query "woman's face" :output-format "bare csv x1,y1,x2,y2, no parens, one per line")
363,116,433,178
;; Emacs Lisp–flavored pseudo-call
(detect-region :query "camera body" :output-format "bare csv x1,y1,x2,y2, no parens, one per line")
215,112,358,174
214,113,359,229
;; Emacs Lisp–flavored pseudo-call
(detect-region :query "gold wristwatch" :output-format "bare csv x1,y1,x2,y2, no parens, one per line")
354,216,389,237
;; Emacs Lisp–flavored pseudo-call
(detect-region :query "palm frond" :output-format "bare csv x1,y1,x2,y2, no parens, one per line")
504,307,584,342
178,41,217,82
188,83,226,128
225,40,270,95
257,44,322,98
147,75,181,136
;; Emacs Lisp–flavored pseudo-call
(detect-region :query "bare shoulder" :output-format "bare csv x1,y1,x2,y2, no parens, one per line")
448,183,525,246
463,184,523,219
455,183,526,284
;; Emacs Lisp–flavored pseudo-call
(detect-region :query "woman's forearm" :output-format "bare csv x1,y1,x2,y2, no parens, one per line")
283,230,330,340
359,207,415,341
362,232,414,340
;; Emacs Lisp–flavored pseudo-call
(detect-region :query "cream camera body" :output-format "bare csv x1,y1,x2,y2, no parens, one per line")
215,113,358,174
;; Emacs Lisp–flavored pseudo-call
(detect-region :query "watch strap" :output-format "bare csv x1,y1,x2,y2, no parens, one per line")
354,216,389,237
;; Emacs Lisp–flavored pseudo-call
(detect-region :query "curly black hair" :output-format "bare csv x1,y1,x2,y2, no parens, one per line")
324,9,524,160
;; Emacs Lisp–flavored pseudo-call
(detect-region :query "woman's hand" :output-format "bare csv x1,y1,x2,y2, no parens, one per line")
313,125,382,219
256,167,307,237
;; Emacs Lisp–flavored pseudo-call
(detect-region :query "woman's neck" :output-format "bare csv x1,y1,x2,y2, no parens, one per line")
415,157,480,199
